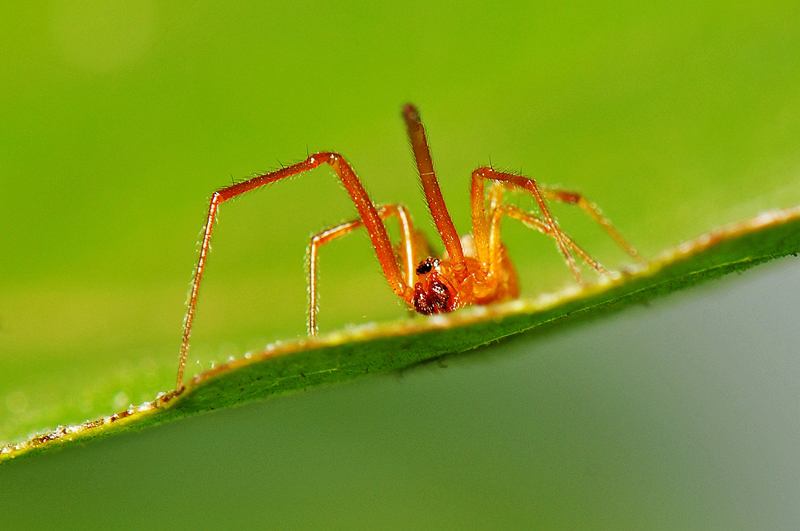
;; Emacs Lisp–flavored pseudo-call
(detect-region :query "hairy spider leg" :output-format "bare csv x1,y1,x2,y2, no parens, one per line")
485,183,607,274
488,202,608,274
176,153,411,388
539,185,642,263
471,167,582,281
486,181,641,266
307,204,418,335
402,104,468,280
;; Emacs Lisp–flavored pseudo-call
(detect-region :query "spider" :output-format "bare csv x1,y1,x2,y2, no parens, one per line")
175,104,640,388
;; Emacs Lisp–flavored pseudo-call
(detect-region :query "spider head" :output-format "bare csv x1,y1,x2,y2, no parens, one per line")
412,258,454,315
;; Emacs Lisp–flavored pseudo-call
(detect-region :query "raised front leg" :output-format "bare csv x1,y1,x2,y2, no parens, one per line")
402,104,468,279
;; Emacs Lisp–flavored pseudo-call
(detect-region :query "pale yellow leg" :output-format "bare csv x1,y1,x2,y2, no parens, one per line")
307,204,418,335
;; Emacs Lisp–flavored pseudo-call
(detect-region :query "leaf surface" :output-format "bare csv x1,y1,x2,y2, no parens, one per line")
3,206,799,463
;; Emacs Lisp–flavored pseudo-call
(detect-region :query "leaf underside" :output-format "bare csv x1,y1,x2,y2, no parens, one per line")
3,206,800,463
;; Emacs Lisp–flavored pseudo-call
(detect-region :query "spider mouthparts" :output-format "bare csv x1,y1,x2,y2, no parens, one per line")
412,279,452,315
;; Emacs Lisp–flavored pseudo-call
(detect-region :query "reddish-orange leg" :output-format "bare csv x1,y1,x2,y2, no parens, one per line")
539,185,642,263
484,181,642,272
176,104,639,389
487,188,608,274
176,153,413,388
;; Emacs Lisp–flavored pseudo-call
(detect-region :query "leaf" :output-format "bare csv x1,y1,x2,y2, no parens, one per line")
2,205,800,463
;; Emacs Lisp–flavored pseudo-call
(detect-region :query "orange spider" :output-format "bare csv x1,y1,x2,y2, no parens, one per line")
175,104,640,388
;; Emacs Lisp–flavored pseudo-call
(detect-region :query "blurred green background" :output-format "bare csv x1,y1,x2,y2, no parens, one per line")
2,0,800,528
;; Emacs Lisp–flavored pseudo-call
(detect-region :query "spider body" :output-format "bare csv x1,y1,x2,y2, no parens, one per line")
175,104,640,388
411,234,520,316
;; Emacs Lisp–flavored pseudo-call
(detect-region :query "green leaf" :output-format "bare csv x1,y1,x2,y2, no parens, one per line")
3,205,799,463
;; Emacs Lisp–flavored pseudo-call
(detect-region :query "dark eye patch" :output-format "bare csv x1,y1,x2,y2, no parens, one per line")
415,262,432,275
415,258,439,275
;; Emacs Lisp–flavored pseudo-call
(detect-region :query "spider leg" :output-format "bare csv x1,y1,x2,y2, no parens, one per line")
471,167,582,282
489,203,608,275
307,204,418,335
402,104,467,278
539,185,643,263
177,152,410,389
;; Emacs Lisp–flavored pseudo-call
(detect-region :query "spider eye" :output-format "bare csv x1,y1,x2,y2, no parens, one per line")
415,258,438,275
